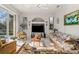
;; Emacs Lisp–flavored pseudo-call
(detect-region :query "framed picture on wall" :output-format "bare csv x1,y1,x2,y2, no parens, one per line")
20,17,28,31
23,17,28,29
64,10,79,25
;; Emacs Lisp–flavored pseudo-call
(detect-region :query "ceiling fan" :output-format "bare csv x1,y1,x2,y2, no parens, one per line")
35,4,48,9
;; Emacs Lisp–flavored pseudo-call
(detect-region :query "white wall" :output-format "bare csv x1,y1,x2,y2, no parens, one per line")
54,4,79,38
19,13,54,38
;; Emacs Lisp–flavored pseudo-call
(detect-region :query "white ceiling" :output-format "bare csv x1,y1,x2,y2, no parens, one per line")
10,4,63,14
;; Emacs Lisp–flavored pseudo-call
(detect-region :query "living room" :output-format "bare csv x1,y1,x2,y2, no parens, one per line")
0,4,79,54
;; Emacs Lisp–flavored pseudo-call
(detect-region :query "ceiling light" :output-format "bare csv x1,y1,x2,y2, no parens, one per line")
35,4,48,9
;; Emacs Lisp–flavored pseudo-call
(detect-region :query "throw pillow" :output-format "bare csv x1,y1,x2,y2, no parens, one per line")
0,40,2,47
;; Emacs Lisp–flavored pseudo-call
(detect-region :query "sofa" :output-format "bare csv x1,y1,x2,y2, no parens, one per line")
17,32,27,39
48,31,79,54
0,40,16,54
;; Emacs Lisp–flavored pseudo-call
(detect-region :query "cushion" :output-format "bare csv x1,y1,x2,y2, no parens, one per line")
24,43,32,50
0,40,3,47
1,40,6,44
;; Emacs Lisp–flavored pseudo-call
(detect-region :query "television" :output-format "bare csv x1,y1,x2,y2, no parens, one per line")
32,25,44,32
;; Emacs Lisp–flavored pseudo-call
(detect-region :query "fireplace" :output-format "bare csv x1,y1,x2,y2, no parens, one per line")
31,24,46,38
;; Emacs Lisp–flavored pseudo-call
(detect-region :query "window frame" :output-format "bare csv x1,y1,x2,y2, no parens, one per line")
0,5,16,37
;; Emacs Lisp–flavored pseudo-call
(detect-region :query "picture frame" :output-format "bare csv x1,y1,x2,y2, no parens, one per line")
23,17,28,29
64,10,79,25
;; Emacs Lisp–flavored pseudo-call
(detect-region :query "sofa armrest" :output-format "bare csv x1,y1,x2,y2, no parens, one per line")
2,41,15,47
0,41,16,54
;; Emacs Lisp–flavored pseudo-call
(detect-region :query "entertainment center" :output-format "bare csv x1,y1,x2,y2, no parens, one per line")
31,24,46,38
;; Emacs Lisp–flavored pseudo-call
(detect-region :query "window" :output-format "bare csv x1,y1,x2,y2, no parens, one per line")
0,7,8,35
0,6,15,36
9,14,13,35
0,16,7,35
